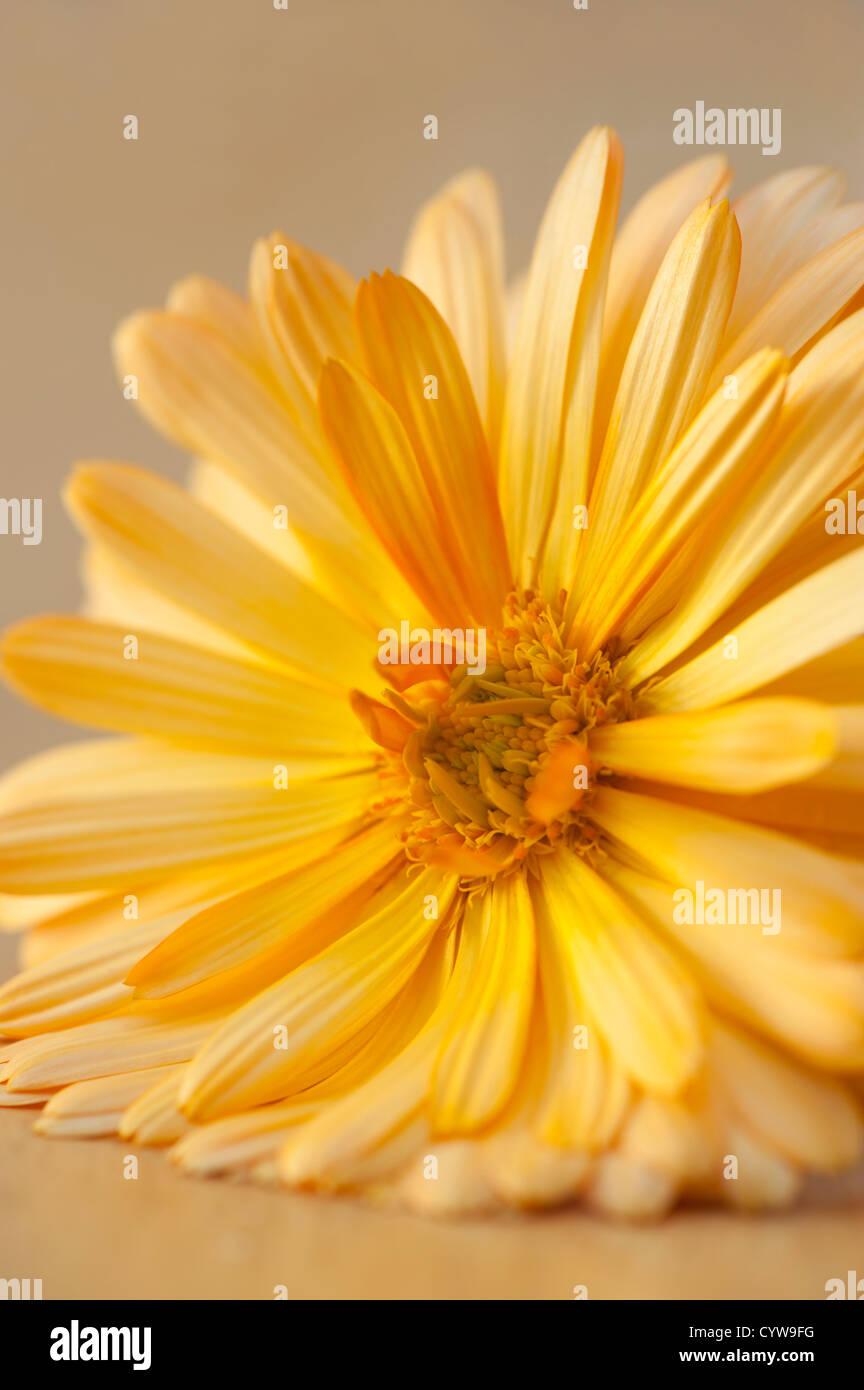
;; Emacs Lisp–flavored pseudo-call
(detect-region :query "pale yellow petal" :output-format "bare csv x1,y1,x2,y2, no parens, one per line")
0,765,380,893
65,462,376,693
577,199,740,602
727,165,845,335
593,786,864,957
590,698,836,793
595,154,731,457
179,868,456,1120
34,1064,183,1139
319,360,473,623
1,616,369,758
432,876,535,1133
636,548,864,712
499,126,623,588
402,169,507,453
537,853,703,1096
569,347,787,653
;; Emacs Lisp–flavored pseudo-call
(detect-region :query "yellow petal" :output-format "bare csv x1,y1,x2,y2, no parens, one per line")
278,901,482,1190
761,202,864,302
537,853,703,1096
120,1069,190,1146
65,462,376,693
2,1016,216,1092
709,1021,862,1171
604,857,864,1070
570,347,787,653
578,198,740,602
127,818,402,1000
530,876,630,1149
113,310,335,532
34,1065,183,1139
402,169,507,453
318,360,472,623
590,698,836,793
179,868,456,1119
635,548,864,711
0,919,166,1036
165,275,262,360
432,876,535,1133
587,1152,676,1219
248,234,359,452
592,786,864,957
499,126,623,588
713,225,864,386
595,154,731,460
82,543,255,662
0,765,380,893
355,271,511,623
188,457,317,586
1,616,369,758
113,311,410,629
174,928,455,1176
727,165,845,335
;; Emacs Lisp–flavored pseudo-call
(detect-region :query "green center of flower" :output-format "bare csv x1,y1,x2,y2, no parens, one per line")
397,593,635,875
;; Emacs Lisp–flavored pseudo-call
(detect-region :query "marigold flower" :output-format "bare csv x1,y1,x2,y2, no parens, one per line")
2,129,864,1217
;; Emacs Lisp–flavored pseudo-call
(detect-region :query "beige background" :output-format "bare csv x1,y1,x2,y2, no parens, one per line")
1,0,863,1299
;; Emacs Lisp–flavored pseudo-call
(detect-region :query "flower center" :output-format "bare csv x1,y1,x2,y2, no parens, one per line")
358,593,635,878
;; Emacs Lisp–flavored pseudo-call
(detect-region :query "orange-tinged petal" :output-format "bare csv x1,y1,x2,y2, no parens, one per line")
354,271,511,623
402,169,507,454
318,359,472,624
524,739,590,823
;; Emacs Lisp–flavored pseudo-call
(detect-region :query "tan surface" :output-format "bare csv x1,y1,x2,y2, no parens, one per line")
2,0,864,1300
2,1102,863,1301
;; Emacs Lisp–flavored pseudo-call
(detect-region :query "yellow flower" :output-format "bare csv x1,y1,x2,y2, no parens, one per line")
2,127,864,1218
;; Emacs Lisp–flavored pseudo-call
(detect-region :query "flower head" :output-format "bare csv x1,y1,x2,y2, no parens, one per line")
2,128,864,1216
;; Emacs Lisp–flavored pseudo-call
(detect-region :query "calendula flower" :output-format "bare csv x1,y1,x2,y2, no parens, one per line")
2,126,864,1218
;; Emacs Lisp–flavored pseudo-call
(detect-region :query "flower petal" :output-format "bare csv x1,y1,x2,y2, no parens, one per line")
636,548,864,712
432,875,536,1133
537,853,703,1096
33,1065,183,1139
727,165,845,334
592,785,864,957
578,199,740,601
126,818,402,1000
713,225,864,386
0,765,380,893
590,698,836,793
622,313,864,686
65,463,376,693
1,616,369,758
570,347,787,653
319,360,472,623
595,154,731,456
354,271,511,622
498,126,623,589
179,868,456,1120
402,169,507,453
